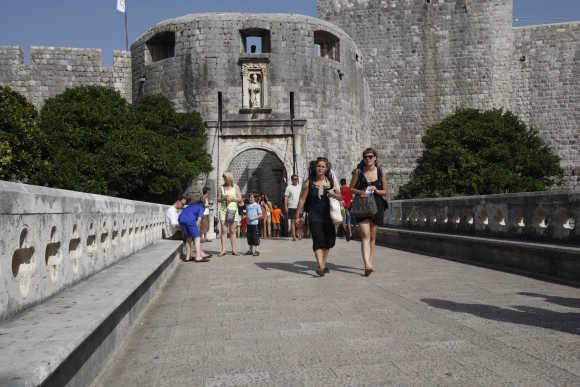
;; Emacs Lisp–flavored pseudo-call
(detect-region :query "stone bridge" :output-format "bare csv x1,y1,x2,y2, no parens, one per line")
0,181,579,386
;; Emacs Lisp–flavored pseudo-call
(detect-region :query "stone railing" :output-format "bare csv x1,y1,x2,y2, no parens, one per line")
0,181,166,320
384,190,579,245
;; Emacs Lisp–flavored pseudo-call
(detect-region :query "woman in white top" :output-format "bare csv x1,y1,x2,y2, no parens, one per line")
218,171,242,256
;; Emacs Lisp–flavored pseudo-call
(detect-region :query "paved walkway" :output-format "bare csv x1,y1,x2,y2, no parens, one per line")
94,238,580,386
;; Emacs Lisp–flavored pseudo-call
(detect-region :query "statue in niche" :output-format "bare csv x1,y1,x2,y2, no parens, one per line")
248,73,262,108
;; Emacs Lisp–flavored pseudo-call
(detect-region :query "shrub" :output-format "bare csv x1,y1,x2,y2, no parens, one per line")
397,108,563,199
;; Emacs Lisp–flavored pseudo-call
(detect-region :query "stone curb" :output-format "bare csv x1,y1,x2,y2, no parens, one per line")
354,226,580,288
0,240,181,387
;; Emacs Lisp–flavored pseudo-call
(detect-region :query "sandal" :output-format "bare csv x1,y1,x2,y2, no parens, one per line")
245,250,253,256
217,252,226,257
364,268,374,277
253,251,260,256
194,258,210,262
232,252,239,256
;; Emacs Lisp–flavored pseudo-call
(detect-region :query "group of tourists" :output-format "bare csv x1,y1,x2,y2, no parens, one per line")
164,147,388,277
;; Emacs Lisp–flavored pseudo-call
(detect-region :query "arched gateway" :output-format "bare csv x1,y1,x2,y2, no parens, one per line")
228,149,287,206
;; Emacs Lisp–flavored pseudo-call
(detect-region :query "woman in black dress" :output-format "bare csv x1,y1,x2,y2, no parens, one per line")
350,148,388,276
295,157,342,277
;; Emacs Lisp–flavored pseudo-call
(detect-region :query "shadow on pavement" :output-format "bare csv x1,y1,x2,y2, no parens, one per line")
518,292,580,309
255,260,363,277
422,298,580,336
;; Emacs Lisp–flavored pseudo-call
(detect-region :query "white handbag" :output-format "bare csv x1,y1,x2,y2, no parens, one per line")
329,196,344,224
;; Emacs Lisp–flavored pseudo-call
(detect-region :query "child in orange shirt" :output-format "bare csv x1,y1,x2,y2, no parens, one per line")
271,203,283,238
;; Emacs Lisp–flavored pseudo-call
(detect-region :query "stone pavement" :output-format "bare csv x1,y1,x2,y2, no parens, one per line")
94,238,580,386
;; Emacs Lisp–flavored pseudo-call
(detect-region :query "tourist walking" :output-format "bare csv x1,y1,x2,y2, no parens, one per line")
178,188,212,262
340,178,352,241
245,192,262,256
265,198,273,238
295,157,342,276
200,195,211,242
259,197,270,239
218,171,242,256
349,148,388,276
284,174,302,240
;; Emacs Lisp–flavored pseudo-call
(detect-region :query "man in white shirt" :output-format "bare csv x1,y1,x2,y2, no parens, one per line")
284,174,302,240
164,198,186,239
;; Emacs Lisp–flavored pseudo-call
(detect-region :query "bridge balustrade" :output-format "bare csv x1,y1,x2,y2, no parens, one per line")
0,181,166,320
385,190,579,245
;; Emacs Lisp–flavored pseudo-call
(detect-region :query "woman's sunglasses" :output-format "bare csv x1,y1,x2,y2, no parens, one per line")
363,154,375,159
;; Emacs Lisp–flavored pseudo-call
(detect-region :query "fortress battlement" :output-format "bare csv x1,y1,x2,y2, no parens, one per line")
0,46,131,108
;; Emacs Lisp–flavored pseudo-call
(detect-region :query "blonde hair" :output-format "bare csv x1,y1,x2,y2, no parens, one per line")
222,171,234,186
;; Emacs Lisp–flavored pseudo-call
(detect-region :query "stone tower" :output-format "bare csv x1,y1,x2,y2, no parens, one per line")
317,0,515,191
318,0,579,190
131,13,372,202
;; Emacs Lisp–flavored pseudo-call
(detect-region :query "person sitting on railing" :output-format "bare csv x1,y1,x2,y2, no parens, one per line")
164,198,186,240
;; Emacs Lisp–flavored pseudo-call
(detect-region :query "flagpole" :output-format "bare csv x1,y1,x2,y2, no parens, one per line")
124,2,128,51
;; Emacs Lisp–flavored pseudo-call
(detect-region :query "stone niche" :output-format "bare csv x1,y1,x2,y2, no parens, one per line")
240,58,270,112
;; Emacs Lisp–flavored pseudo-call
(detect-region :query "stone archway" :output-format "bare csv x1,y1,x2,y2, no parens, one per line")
228,148,287,206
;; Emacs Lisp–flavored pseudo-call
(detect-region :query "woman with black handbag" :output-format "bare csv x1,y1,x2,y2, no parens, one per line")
295,157,342,277
350,148,388,276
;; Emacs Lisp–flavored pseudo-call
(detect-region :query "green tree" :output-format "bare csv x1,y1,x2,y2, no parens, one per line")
103,95,211,203
39,85,132,193
38,86,211,203
397,108,563,199
0,86,46,182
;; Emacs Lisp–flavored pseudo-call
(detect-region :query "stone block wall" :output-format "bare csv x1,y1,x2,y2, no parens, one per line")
0,46,131,109
131,13,372,182
317,0,515,194
510,23,580,187
318,0,579,192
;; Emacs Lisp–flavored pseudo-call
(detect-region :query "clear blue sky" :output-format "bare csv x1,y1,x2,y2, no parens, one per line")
0,0,578,66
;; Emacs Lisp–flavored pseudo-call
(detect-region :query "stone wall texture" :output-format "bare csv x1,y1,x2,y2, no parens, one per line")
0,46,131,109
510,23,580,187
318,0,579,191
131,13,372,188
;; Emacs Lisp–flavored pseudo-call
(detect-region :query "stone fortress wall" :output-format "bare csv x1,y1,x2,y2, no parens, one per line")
0,1,578,194
0,46,131,109
131,13,372,194
510,22,580,187
317,0,579,191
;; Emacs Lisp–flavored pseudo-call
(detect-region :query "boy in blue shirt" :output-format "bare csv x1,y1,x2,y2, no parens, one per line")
245,192,262,256
178,188,212,262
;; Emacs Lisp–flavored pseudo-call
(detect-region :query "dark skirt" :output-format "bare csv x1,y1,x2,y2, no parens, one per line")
355,195,385,226
309,221,336,251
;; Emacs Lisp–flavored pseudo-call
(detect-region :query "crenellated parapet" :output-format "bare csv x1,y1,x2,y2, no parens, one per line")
0,46,132,109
